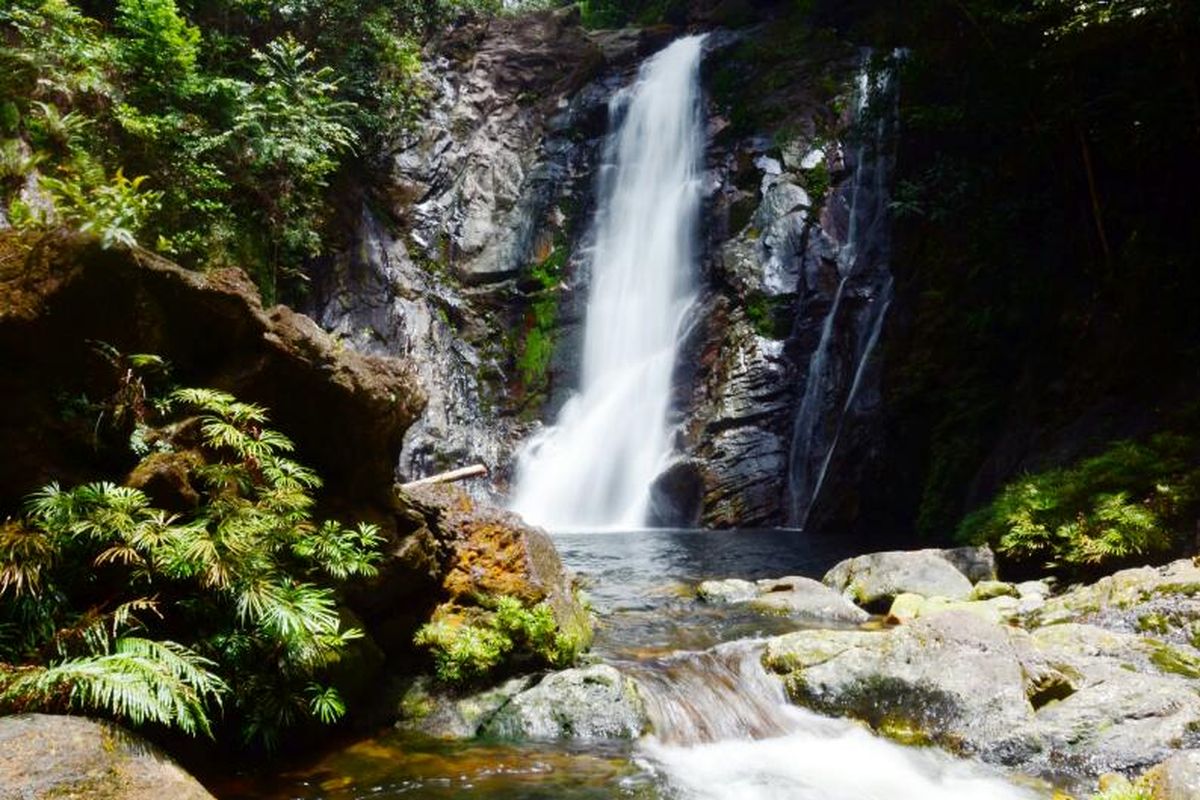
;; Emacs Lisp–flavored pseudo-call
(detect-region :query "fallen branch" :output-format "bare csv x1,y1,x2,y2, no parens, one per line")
399,464,489,489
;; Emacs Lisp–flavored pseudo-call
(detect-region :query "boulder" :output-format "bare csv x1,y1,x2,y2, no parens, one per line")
0,231,423,517
763,612,1033,754
0,714,214,800
886,593,1020,625
822,549,974,610
1032,559,1200,631
764,600,1200,784
481,665,647,740
938,545,998,583
748,576,870,623
696,578,759,604
697,575,868,623
402,483,592,648
1141,750,1200,800
970,580,1019,601
396,674,536,739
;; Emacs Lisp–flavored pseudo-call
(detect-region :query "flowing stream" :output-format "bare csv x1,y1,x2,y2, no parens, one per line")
510,36,706,531
227,531,1041,800
223,43,1038,800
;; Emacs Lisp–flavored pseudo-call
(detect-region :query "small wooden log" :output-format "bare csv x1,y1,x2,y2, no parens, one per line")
399,463,489,489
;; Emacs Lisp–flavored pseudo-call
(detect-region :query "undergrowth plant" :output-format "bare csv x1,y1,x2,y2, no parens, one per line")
0,379,383,748
414,595,580,687
959,434,1200,577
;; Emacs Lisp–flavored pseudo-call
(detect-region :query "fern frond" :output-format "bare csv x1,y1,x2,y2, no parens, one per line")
0,522,55,598
0,637,226,736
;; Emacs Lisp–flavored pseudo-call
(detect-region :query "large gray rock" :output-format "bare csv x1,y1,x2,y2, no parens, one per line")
696,578,759,604
822,549,975,609
481,664,647,740
763,603,1200,784
939,545,998,583
764,612,1032,754
1032,559,1200,631
697,575,868,624
0,714,214,800
749,576,870,623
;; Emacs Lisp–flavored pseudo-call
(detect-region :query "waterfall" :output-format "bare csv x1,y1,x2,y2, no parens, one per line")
510,36,706,531
787,54,898,528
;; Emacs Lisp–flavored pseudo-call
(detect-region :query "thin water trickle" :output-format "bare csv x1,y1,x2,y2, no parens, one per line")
511,36,706,531
787,55,898,528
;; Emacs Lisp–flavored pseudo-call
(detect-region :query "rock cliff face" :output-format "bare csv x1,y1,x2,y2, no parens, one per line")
310,13,894,530
309,12,674,498
0,230,423,518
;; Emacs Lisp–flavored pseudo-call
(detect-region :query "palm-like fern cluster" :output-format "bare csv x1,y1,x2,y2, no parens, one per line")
0,386,383,746
959,434,1200,576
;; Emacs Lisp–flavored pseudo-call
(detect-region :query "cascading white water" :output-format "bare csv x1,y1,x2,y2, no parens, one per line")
510,36,706,530
630,641,1036,800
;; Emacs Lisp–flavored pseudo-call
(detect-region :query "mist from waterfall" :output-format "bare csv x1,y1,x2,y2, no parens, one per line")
510,36,706,531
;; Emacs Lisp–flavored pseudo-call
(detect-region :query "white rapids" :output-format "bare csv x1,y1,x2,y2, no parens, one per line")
511,35,706,530
631,643,1037,800
640,709,1037,800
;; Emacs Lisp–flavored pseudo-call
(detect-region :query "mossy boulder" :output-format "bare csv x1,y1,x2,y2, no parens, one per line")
480,665,647,740
403,483,592,651
763,595,1200,785
763,612,1032,756
822,549,976,610
1032,559,1200,630
396,674,536,739
1140,750,1200,799
0,713,214,800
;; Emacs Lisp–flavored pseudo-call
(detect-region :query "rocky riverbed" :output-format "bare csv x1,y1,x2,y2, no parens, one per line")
393,545,1200,798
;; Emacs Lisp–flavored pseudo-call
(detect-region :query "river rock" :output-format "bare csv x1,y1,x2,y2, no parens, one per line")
481,664,648,740
697,575,868,623
0,714,214,800
764,612,1033,754
764,594,1200,784
1141,750,1200,799
822,549,975,609
397,674,536,739
1032,559,1200,631
748,576,870,623
886,593,1020,625
696,578,759,604
402,483,593,648
970,580,1019,601
938,545,998,583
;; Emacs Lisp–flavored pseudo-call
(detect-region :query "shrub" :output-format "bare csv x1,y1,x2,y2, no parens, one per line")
959,434,1200,576
414,595,581,687
36,168,162,249
0,382,383,747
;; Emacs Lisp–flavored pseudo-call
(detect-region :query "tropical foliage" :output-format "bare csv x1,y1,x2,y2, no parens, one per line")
414,595,581,686
0,0,464,300
0,382,383,747
830,0,1200,538
959,435,1200,576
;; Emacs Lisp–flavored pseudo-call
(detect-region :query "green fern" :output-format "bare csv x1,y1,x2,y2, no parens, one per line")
960,434,1200,576
0,376,384,745
0,637,225,736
